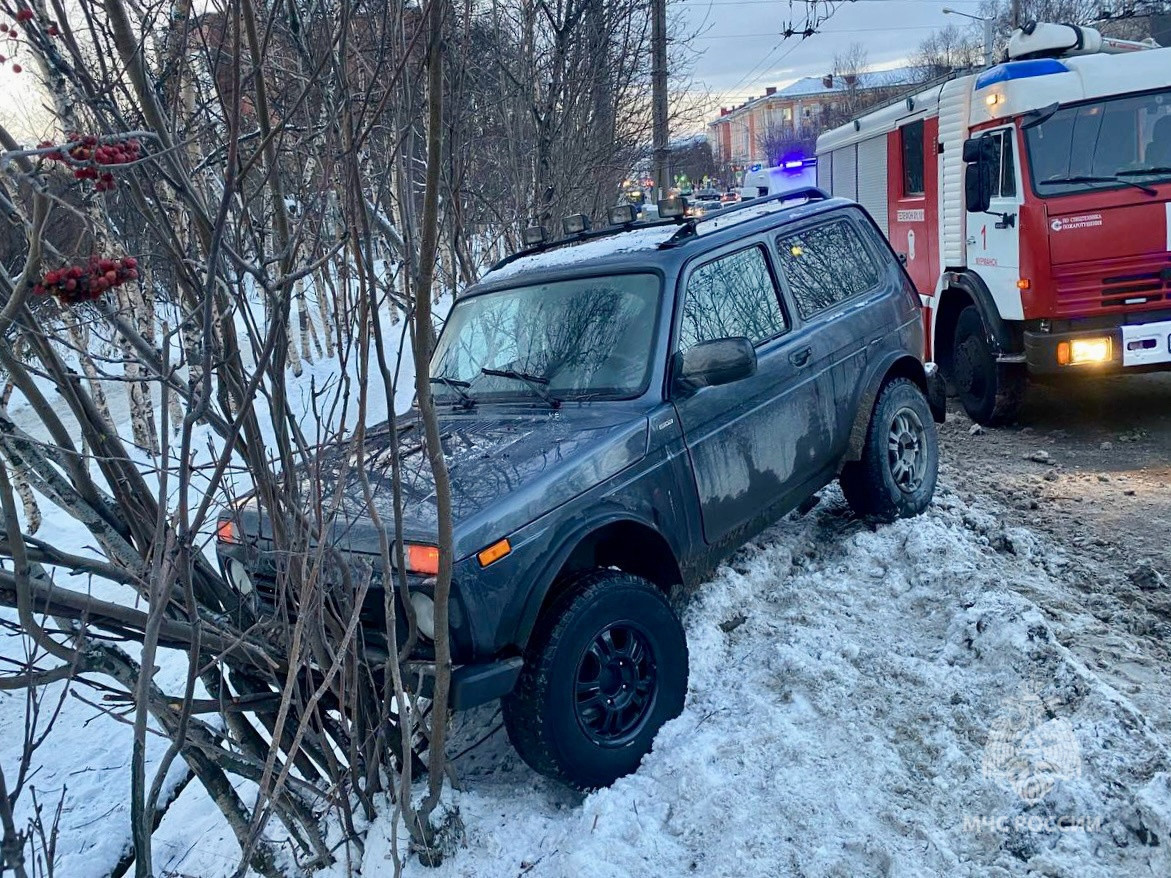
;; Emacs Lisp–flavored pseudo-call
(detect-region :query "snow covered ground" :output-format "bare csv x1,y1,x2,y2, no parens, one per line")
350,482,1169,878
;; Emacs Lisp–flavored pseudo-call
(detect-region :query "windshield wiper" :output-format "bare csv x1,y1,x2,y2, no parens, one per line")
430,375,476,409
480,367,561,409
1021,102,1059,130
1039,174,1157,196
1117,166,1171,178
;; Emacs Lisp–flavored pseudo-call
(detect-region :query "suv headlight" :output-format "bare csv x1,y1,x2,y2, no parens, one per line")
410,592,436,640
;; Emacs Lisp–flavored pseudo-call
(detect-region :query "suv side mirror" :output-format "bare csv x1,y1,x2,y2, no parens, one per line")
963,135,997,214
674,337,756,393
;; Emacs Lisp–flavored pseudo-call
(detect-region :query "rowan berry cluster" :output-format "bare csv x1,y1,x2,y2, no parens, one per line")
1,7,61,73
34,256,139,305
36,135,142,191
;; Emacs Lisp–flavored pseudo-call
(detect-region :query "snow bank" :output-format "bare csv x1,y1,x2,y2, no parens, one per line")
347,485,1171,878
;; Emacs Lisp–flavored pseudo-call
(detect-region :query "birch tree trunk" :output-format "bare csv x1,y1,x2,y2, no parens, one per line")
0,382,41,535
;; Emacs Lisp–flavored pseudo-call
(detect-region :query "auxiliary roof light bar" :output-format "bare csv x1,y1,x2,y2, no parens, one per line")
492,187,832,272
608,204,638,226
657,196,686,219
562,213,591,235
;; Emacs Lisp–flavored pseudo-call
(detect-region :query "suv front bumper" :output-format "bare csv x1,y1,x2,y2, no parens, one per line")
407,657,524,710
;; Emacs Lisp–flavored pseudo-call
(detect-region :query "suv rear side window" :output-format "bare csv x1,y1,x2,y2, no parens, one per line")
679,246,787,351
775,218,881,317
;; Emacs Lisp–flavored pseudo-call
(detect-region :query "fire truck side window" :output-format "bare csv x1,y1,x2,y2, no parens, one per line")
900,120,925,196
775,218,881,318
995,131,1016,198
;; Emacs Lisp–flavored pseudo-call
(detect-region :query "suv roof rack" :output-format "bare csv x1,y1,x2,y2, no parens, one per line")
658,186,831,247
488,186,832,274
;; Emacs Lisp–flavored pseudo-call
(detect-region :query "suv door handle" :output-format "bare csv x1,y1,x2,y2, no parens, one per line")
789,346,812,368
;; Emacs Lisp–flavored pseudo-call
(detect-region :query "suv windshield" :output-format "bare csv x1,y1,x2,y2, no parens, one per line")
431,273,660,403
1025,87,1171,196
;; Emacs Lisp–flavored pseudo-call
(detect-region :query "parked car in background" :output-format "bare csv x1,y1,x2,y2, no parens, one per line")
217,189,944,790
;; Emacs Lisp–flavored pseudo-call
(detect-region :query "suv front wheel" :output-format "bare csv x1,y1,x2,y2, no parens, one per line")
502,570,688,789
840,378,939,521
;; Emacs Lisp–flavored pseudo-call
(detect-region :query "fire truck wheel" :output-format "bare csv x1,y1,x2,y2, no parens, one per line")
952,306,1025,427
839,378,938,522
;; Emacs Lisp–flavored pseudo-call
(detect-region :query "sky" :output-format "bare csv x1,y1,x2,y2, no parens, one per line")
0,0,988,141
676,0,988,126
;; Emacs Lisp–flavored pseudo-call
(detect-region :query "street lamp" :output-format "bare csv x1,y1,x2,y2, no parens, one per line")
943,6,996,69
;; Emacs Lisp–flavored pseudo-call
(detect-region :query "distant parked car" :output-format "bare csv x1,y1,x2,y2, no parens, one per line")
217,189,944,790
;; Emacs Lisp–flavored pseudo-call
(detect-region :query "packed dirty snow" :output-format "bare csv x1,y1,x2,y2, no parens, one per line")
346,483,1171,878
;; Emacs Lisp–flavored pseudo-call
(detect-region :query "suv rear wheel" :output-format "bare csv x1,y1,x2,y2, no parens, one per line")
840,378,939,521
502,570,688,789
952,305,1025,426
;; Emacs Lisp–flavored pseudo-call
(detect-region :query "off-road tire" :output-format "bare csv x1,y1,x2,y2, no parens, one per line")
952,305,1025,426
502,570,688,789
840,378,939,521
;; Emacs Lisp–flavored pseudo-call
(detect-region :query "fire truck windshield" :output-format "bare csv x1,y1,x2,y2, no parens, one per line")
1024,88,1171,196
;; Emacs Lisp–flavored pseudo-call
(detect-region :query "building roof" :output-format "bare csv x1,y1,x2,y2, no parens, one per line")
778,66,922,98
712,65,926,125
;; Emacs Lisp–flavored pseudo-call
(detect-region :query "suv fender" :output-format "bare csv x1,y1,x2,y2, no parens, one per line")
843,352,943,463
508,508,685,652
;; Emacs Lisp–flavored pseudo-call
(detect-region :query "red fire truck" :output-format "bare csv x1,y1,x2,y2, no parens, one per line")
816,22,1171,425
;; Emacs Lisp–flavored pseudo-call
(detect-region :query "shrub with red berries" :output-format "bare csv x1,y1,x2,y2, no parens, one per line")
2,5,60,74
35,134,142,192
33,256,139,305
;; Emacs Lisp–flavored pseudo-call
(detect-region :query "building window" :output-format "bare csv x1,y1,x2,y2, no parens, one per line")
901,119,925,197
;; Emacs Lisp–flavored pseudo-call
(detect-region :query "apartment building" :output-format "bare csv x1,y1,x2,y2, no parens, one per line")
710,67,921,167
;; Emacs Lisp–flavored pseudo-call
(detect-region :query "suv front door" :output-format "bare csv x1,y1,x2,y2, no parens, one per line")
671,243,836,546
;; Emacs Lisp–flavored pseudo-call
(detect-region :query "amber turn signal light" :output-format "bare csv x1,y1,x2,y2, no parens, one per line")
478,538,512,567
406,544,440,576
216,519,238,544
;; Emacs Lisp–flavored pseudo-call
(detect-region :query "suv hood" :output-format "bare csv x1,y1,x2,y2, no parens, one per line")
304,407,649,560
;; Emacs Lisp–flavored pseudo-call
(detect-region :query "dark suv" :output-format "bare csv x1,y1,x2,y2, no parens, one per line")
217,189,944,789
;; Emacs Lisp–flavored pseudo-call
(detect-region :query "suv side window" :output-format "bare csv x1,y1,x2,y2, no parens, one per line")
775,217,881,317
679,245,787,351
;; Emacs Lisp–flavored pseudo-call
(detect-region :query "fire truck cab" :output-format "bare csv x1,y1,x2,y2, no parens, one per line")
817,22,1171,425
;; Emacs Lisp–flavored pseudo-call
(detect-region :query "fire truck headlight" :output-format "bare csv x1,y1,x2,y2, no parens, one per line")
1060,338,1112,366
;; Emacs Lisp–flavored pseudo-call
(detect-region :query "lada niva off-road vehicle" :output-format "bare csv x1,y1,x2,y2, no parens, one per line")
217,189,945,789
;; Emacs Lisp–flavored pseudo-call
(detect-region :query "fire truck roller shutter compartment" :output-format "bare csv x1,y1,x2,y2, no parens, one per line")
857,136,889,237
833,146,857,201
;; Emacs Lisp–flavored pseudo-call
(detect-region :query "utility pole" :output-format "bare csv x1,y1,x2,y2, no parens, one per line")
943,7,995,68
652,0,669,200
